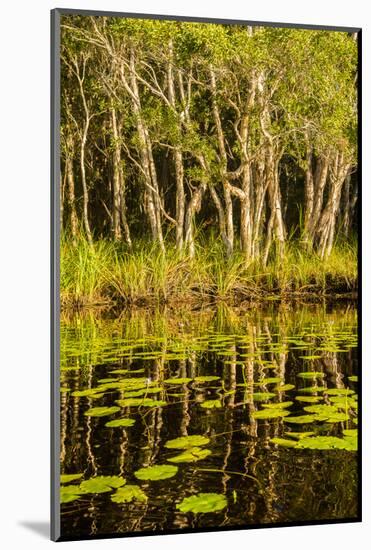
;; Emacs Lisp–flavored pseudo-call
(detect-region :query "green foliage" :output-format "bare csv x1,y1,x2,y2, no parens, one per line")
165,435,210,449
134,464,178,481
84,406,120,417
176,493,227,513
168,447,212,463
111,485,148,504
79,476,126,494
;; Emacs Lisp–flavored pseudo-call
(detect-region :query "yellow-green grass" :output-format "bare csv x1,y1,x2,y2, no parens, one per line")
60,234,357,309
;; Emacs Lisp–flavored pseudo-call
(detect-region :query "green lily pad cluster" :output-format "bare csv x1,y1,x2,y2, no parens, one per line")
165,434,212,463
60,475,126,503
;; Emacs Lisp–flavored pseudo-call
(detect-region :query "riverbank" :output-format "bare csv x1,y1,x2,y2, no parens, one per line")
61,236,357,310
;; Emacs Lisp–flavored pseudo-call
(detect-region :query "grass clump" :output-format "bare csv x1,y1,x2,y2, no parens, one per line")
60,233,357,309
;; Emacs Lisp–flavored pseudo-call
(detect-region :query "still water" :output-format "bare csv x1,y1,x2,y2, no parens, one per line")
59,304,358,539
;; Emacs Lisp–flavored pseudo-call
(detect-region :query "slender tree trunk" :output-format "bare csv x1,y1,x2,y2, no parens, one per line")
111,107,122,240
65,152,78,243
80,123,93,244
168,40,185,252
124,49,165,250
210,67,234,256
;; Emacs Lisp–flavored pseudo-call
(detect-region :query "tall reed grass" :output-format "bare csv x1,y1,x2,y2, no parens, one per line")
60,233,357,308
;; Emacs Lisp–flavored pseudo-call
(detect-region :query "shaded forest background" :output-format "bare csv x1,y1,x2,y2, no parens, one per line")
60,16,358,307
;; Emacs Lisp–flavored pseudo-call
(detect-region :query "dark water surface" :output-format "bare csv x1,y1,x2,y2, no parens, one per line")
59,304,358,539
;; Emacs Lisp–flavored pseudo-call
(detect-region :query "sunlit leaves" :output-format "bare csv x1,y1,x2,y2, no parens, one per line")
84,406,120,417
79,476,126,493
111,485,147,503
165,435,210,449
176,493,227,513
134,465,178,481
168,447,211,463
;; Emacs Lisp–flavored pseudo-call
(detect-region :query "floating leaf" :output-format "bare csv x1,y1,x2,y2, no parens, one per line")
262,401,293,409
256,377,283,385
297,436,355,451
79,476,126,494
194,376,220,383
343,429,357,437
298,386,325,394
201,400,222,409
297,372,325,380
60,485,83,504
325,388,355,396
318,412,351,423
168,447,211,463
61,473,83,484
165,435,210,449
84,406,120,417
329,396,357,409
116,398,166,408
250,392,276,401
284,415,320,424
176,493,227,513
285,431,315,440
295,396,323,403
275,384,295,392
72,388,102,397
105,418,136,428
134,464,178,481
108,369,128,375
252,408,290,419
270,437,298,448
303,404,339,415
111,485,147,504
164,378,193,385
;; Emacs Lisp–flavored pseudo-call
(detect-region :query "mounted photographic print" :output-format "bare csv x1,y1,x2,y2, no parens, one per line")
51,8,361,542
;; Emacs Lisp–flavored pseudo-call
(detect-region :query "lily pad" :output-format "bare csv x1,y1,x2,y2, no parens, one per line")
343,429,357,437
270,437,298,448
297,436,354,450
303,404,339,415
164,378,193,385
134,464,178,481
111,485,147,504
79,475,126,494
256,377,283,385
252,408,290,420
72,389,102,397
61,473,83,484
297,372,325,380
285,431,315,440
84,406,120,417
165,435,210,449
250,392,276,401
105,418,136,428
283,415,320,424
116,398,167,408
262,401,293,409
325,388,354,396
60,485,84,503
201,400,222,409
298,386,325,394
295,396,323,403
194,376,221,383
108,369,128,375
168,447,211,463
176,493,227,513
275,384,295,392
